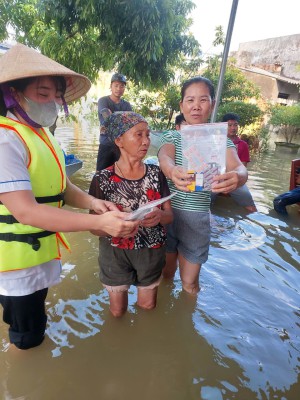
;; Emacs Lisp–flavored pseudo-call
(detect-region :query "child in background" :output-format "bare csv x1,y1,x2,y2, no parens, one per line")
89,112,173,317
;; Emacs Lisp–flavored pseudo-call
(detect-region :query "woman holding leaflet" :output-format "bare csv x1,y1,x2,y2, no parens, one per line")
89,111,173,317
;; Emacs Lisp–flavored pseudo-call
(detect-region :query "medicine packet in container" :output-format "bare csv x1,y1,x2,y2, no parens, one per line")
181,122,227,191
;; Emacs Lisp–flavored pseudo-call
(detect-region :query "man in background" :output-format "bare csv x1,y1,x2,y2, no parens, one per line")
96,73,133,170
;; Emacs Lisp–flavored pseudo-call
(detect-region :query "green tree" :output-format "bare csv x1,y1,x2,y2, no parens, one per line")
216,101,263,126
0,0,200,87
202,48,265,150
212,25,225,48
126,83,181,130
203,57,261,103
125,45,205,129
269,104,300,143
216,100,265,153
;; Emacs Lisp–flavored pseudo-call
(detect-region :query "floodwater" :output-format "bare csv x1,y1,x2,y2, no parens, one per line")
1,121,299,400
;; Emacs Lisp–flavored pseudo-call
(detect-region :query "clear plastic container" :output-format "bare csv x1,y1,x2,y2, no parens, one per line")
181,122,228,191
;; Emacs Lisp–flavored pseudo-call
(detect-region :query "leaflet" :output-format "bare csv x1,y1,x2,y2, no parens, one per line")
124,193,176,221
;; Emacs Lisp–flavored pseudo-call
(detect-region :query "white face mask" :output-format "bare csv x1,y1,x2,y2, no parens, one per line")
23,96,61,127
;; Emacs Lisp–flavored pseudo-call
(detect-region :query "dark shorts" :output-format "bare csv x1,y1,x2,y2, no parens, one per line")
166,208,210,265
99,237,165,287
0,288,48,350
96,135,120,171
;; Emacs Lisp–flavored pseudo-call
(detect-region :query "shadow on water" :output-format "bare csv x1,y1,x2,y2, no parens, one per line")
1,123,299,400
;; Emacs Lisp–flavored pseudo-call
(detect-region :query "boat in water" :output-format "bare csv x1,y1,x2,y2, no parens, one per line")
65,154,83,177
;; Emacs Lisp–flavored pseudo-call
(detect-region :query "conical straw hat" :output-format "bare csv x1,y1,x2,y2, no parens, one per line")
0,43,91,103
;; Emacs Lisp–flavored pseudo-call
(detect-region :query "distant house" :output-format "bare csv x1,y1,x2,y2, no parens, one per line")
232,34,300,105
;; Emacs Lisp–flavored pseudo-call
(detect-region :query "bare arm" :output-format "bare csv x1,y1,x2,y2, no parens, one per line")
64,177,119,213
211,147,248,194
158,144,192,192
0,190,139,238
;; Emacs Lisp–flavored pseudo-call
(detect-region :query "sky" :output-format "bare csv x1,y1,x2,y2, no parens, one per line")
190,0,300,56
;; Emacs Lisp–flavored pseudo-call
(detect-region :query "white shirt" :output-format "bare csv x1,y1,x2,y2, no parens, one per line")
0,112,61,296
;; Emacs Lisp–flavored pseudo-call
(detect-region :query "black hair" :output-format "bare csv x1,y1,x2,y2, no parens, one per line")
175,113,186,126
111,73,127,85
0,92,5,116
180,76,215,101
0,78,36,116
222,113,240,122
5,76,66,94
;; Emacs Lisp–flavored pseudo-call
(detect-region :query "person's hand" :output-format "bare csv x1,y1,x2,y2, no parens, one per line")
170,166,193,192
93,210,140,237
211,171,240,194
90,198,119,214
140,207,162,228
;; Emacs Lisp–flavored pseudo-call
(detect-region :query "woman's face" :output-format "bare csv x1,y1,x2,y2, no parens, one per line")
16,76,64,110
179,82,215,125
116,122,150,159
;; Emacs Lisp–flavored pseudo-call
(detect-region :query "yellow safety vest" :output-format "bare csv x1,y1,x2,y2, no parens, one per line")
0,116,70,272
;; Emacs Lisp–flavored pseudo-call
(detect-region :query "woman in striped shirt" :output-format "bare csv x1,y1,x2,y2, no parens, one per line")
158,76,248,294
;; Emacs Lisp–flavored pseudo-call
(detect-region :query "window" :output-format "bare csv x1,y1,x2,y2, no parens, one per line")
278,92,289,99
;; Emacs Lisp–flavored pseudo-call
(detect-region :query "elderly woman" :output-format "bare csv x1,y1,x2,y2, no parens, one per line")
89,112,173,317
0,44,139,350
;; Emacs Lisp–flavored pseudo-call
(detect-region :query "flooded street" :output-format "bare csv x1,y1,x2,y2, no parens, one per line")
1,122,299,400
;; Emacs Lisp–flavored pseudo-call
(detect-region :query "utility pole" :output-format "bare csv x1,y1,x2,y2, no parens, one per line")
210,0,239,122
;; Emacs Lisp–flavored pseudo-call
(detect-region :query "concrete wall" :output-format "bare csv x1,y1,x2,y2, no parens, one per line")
234,34,300,80
242,71,277,100
241,70,299,104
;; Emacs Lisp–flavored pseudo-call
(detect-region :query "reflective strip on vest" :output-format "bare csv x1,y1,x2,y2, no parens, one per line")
0,116,70,272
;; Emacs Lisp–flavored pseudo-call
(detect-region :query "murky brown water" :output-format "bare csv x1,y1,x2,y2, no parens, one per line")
1,122,299,400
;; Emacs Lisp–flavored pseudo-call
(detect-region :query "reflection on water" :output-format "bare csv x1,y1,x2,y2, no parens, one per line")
211,215,267,250
1,122,299,400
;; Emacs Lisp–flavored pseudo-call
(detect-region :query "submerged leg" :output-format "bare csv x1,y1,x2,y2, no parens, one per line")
137,287,158,310
106,287,128,317
0,288,48,350
245,205,257,212
162,252,178,279
178,253,201,294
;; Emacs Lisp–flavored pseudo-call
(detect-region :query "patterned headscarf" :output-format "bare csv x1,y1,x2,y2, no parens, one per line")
104,111,147,142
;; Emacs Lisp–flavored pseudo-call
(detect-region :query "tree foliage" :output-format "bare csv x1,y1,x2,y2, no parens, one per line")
0,0,201,87
216,101,263,126
269,104,300,143
203,56,261,103
126,83,181,130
